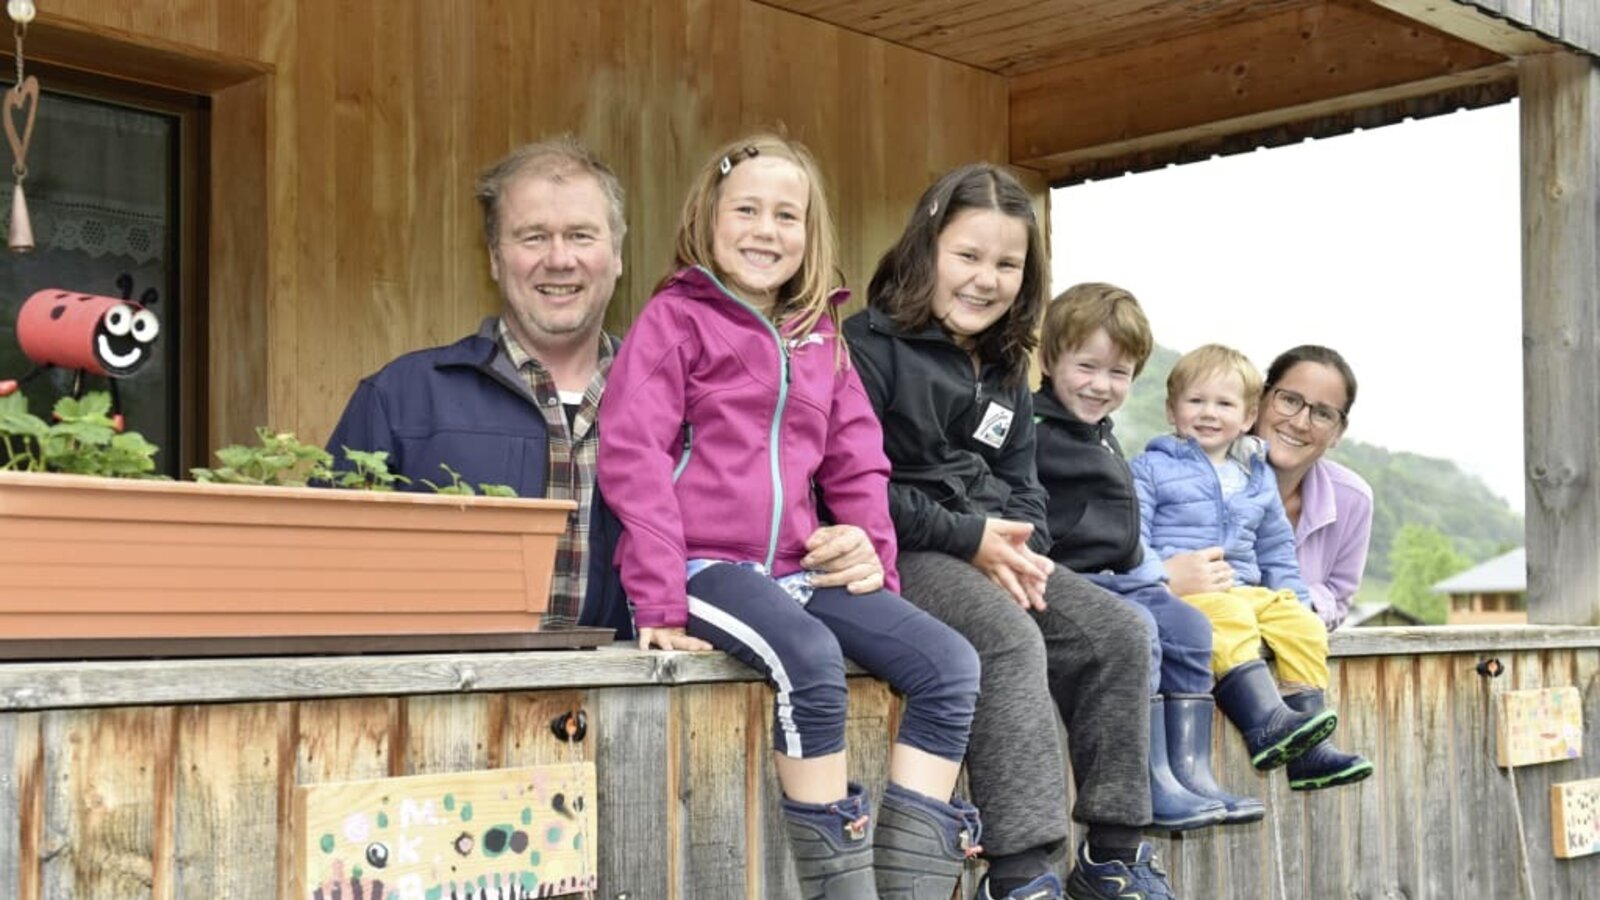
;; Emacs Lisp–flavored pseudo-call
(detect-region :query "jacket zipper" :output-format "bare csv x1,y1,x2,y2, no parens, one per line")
673,423,694,483
698,267,790,570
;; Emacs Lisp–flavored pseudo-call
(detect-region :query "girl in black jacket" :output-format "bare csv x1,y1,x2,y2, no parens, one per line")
842,165,1178,900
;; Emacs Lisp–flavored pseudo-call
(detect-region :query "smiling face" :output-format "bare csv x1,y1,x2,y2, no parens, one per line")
489,171,622,357
710,156,809,311
1255,360,1350,475
930,208,1029,349
1048,328,1136,424
1168,369,1257,463
94,302,161,376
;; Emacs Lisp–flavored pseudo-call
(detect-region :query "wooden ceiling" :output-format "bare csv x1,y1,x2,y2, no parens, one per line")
759,0,1327,76
760,0,1527,183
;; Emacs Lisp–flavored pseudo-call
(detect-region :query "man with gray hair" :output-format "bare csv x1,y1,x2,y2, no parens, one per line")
328,136,630,631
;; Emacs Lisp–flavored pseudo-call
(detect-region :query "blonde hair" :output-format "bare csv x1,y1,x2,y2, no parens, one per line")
1040,282,1153,379
668,133,841,343
1166,344,1264,413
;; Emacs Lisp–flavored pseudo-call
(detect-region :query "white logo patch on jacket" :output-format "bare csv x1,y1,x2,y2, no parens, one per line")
973,401,1015,449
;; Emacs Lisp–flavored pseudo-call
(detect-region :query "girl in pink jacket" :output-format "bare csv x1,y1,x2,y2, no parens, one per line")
598,134,982,899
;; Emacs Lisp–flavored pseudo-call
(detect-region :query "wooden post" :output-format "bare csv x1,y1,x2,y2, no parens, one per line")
1521,52,1600,626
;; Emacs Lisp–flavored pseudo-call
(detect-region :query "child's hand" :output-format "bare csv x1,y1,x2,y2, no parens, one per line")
803,524,885,595
972,518,1051,611
1164,547,1235,596
638,626,713,651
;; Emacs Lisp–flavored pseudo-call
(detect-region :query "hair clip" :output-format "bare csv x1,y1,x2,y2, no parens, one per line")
928,200,939,217
718,146,760,177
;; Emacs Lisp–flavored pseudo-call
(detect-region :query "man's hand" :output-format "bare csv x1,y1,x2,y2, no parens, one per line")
1164,546,1235,596
638,626,713,651
971,518,1052,611
803,524,885,595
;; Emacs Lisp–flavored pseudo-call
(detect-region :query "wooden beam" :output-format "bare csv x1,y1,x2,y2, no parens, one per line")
1521,52,1600,627
24,13,269,92
1368,0,1559,56
1010,0,1507,177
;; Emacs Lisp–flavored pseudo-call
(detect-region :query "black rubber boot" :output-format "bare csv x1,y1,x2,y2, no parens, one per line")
1164,692,1265,824
1148,697,1228,830
782,782,879,899
1212,659,1337,770
873,782,981,899
1283,690,1374,791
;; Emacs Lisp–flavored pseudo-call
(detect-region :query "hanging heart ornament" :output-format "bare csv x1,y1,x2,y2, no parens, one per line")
5,75,38,174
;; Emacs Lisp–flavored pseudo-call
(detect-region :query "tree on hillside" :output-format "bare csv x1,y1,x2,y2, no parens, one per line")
1387,523,1470,624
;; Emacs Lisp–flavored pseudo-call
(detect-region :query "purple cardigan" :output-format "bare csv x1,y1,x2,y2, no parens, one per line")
1294,457,1374,631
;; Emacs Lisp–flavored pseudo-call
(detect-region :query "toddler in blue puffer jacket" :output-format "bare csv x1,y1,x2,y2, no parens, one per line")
1130,344,1371,791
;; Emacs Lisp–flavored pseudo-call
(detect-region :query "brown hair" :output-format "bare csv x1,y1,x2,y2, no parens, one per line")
867,164,1047,387
1265,345,1358,415
667,133,841,345
1040,282,1154,381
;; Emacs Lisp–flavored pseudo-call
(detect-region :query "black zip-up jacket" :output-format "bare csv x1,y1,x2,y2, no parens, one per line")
1031,386,1146,574
843,306,1051,561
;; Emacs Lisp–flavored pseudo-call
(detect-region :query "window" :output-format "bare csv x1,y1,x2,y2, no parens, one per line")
1,63,206,475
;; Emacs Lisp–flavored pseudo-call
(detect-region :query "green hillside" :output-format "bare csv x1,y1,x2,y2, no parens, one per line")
1096,345,1523,591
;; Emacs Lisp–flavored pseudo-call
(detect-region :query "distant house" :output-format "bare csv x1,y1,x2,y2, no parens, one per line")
1432,548,1527,625
1338,603,1425,629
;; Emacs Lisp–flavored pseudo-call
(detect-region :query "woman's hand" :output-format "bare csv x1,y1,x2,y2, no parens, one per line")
972,518,1053,611
638,626,713,651
1164,547,1235,596
803,524,884,595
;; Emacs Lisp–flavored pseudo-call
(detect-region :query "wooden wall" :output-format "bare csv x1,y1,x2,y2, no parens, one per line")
26,0,1008,451
4,642,1599,899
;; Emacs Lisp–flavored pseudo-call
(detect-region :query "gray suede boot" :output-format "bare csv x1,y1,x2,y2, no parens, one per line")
873,782,982,899
782,782,879,899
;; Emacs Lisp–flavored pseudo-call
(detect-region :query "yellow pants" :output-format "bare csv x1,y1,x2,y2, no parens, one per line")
1182,586,1329,688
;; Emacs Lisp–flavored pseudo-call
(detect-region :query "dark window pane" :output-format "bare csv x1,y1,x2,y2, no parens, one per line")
1,80,181,474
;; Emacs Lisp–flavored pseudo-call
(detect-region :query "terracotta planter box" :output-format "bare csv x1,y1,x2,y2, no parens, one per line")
0,471,576,654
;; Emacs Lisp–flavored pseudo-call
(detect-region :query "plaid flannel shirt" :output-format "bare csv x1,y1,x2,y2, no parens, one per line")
497,319,616,628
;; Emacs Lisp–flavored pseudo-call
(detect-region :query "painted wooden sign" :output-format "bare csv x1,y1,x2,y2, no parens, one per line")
295,764,599,899
1497,686,1584,768
1552,777,1600,859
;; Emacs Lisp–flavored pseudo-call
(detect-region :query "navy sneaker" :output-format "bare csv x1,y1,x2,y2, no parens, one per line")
979,871,1063,900
1064,841,1177,900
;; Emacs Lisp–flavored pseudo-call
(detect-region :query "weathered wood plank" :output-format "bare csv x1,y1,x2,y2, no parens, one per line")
8,630,1600,712
1414,654,1459,900
1521,52,1600,627
10,712,42,900
399,693,493,775
171,702,285,900
681,683,748,899
1450,651,1503,897
1371,0,1558,55
1381,655,1421,899
40,708,170,900
756,686,797,900
1,714,18,898
592,686,672,900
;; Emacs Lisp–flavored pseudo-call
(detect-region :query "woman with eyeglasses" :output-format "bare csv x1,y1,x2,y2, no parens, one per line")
1252,346,1372,633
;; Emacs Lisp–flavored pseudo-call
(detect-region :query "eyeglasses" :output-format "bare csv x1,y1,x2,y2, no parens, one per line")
1268,387,1346,430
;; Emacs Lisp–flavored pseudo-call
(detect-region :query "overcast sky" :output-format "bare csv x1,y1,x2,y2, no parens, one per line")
1050,101,1525,512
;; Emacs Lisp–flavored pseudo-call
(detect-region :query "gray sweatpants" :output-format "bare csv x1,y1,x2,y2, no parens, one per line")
897,551,1154,857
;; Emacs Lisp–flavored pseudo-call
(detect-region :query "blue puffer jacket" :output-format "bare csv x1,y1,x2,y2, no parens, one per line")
324,317,632,637
1129,433,1309,604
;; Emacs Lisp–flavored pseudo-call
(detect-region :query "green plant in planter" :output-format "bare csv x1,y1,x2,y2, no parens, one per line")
0,391,160,477
193,429,517,496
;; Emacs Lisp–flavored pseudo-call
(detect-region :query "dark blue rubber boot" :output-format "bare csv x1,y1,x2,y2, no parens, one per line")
1212,659,1337,770
1283,690,1373,791
782,782,879,899
1149,697,1228,830
873,782,981,899
1164,692,1265,824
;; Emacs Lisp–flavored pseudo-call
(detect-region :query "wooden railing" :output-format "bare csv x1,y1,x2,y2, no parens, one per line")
1,625,1597,899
